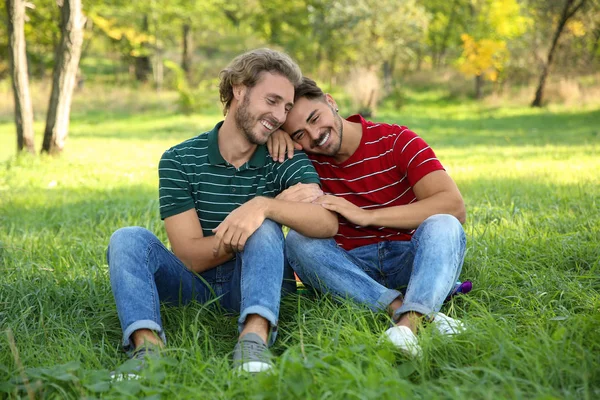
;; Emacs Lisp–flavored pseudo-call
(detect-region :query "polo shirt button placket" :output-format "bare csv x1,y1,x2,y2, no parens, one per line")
231,187,236,193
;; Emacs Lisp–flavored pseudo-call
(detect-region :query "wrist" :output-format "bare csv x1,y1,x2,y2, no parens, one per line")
365,209,376,226
255,196,273,219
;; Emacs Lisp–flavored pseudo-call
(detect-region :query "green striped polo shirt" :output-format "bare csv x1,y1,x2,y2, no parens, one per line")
158,121,321,236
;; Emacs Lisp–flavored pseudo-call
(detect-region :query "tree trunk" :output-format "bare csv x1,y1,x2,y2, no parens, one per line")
133,15,152,82
437,0,459,68
41,0,86,154
382,61,393,95
475,74,484,99
531,0,586,107
6,0,35,154
154,49,164,91
182,22,192,81
589,27,600,64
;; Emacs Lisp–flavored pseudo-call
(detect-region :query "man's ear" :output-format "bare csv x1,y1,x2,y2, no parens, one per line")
325,93,338,111
233,84,246,101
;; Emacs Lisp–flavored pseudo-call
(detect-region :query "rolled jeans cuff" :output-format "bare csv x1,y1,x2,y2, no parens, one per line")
122,319,166,354
393,302,434,322
374,289,403,312
238,305,278,347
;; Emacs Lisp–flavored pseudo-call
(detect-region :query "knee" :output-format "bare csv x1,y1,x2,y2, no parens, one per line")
285,229,311,259
248,219,284,245
108,226,155,266
422,214,465,242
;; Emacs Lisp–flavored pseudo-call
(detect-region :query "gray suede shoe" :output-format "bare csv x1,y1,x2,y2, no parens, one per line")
232,333,273,373
110,345,160,381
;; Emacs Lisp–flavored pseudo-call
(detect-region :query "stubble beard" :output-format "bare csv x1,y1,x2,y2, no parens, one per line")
318,106,344,156
235,90,270,145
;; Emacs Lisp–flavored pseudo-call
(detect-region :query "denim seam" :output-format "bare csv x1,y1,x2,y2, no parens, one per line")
122,319,166,354
144,242,162,325
393,302,434,321
375,289,403,312
239,253,247,315
239,305,278,347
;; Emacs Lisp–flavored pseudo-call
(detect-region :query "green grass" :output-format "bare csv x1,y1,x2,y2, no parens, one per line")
0,86,599,399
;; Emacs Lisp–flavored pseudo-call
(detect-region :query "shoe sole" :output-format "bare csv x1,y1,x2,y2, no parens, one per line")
110,372,141,381
236,361,273,373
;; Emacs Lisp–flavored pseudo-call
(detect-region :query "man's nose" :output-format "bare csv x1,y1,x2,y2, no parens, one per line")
274,105,287,125
307,127,319,140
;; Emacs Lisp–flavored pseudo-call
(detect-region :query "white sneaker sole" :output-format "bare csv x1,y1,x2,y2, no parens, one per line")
236,361,273,373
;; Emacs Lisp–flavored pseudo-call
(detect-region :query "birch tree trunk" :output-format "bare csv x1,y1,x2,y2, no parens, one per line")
6,0,35,154
41,0,86,154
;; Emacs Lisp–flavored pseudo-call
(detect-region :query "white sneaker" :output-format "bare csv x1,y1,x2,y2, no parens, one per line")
431,313,465,335
383,325,422,358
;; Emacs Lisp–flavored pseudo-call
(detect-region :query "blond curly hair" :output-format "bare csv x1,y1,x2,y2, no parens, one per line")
219,48,302,115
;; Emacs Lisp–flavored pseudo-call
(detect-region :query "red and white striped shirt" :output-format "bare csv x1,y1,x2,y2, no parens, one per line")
309,115,444,250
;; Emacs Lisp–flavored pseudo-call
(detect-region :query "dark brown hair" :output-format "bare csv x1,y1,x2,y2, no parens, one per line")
294,76,326,102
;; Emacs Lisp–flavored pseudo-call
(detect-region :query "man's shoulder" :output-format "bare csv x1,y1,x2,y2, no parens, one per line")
164,132,209,156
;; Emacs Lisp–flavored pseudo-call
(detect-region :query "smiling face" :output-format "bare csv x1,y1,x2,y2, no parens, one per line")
234,71,295,145
282,95,344,157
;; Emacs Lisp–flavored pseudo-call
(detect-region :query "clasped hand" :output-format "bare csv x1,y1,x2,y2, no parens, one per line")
314,195,372,227
212,197,268,255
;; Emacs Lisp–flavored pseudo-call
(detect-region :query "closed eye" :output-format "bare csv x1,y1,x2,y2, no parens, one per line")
292,131,304,141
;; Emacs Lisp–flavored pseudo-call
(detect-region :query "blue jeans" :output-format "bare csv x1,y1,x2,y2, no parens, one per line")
107,219,295,351
286,214,466,320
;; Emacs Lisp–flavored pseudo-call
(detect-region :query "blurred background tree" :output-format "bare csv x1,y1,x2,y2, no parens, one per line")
2,0,599,153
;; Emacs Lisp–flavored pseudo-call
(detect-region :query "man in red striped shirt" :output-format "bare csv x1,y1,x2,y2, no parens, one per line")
269,77,467,357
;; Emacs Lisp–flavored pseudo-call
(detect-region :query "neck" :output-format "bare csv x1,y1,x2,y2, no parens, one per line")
333,119,362,163
219,114,257,168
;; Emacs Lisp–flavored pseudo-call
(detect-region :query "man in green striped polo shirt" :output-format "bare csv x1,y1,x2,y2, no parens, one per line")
107,49,338,376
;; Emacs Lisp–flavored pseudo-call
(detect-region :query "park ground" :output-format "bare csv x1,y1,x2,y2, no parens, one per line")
0,84,599,399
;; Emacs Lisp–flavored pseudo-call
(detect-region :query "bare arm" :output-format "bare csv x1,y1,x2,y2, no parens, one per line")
275,182,324,203
317,170,466,229
213,196,338,256
164,208,234,274
264,197,338,236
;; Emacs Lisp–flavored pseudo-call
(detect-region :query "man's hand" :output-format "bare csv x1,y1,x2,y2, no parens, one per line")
267,129,302,163
315,195,372,227
212,197,268,255
276,183,324,203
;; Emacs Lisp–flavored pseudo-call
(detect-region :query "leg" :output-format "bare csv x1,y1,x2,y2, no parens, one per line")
224,220,289,373
107,226,215,352
224,219,288,346
285,230,401,312
393,214,466,322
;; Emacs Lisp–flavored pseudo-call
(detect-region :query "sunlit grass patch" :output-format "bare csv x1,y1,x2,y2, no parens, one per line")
0,88,598,398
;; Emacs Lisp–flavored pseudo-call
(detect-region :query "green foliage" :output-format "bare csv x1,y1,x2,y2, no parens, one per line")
163,60,196,114
0,87,599,398
163,60,220,115
457,0,531,84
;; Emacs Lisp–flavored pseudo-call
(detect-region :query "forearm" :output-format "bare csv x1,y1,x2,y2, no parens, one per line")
173,235,234,273
368,191,466,229
264,198,338,237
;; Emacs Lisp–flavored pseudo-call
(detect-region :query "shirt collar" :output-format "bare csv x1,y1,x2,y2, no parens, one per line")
207,121,226,165
207,121,267,169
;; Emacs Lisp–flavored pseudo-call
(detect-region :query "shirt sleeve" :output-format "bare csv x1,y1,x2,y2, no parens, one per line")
158,149,195,220
392,127,444,187
274,150,321,191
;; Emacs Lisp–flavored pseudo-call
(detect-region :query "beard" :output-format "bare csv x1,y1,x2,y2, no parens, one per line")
311,106,344,156
234,90,274,145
